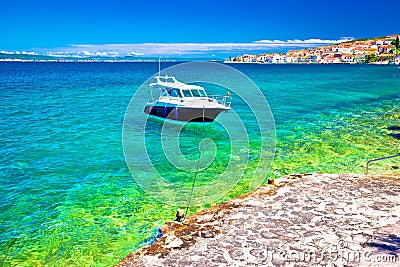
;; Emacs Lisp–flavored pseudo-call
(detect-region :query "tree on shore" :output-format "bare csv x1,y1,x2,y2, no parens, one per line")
391,36,400,52
365,54,378,63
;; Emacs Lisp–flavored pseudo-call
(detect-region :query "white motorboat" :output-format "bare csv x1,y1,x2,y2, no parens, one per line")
144,75,231,122
369,60,389,65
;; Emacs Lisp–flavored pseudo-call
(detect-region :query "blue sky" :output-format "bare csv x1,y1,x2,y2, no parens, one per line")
1,0,399,57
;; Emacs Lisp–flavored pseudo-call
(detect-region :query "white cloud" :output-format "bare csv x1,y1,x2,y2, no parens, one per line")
21,51,38,55
1,51,15,54
17,37,355,57
95,51,108,56
127,51,144,56
65,38,354,56
255,37,354,45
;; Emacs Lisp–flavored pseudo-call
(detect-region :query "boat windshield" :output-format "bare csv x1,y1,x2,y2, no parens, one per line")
161,89,168,97
182,90,192,97
167,88,182,98
199,89,207,97
160,77,175,83
190,89,202,97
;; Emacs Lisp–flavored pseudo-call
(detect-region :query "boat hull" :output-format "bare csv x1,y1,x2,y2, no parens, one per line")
144,104,227,122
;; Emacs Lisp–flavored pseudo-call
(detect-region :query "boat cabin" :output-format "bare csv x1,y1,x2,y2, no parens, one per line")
152,75,208,99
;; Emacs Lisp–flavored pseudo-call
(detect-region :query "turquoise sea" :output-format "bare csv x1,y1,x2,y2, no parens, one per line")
1,62,399,266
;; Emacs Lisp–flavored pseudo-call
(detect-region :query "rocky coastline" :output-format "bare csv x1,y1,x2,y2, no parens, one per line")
116,173,400,266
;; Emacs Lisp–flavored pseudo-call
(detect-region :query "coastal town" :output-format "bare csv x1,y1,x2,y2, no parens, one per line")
226,34,400,65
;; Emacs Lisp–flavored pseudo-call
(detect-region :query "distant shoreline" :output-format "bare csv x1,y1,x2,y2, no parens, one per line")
0,59,399,65
223,61,399,65
0,59,178,63
226,34,400,65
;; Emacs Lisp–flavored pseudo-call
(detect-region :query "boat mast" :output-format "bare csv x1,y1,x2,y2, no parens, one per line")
158,56,161,77
150,56,161,102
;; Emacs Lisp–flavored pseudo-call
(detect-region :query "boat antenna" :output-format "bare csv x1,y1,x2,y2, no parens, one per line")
158,56,161,77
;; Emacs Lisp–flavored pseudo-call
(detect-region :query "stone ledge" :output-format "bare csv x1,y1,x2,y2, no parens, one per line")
116,173,400,267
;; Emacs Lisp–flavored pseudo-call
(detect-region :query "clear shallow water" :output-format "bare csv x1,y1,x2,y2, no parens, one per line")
0,62,399,266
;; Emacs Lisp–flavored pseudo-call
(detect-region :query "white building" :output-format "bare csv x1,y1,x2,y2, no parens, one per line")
271,54,285,64
256,54,268,62
285,55,298,63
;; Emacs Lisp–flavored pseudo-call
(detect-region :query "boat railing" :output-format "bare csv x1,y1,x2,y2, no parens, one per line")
365,154,400,175
210,95,232,107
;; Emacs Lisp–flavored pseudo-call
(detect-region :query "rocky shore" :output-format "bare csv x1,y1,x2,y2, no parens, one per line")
116,173,400,266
